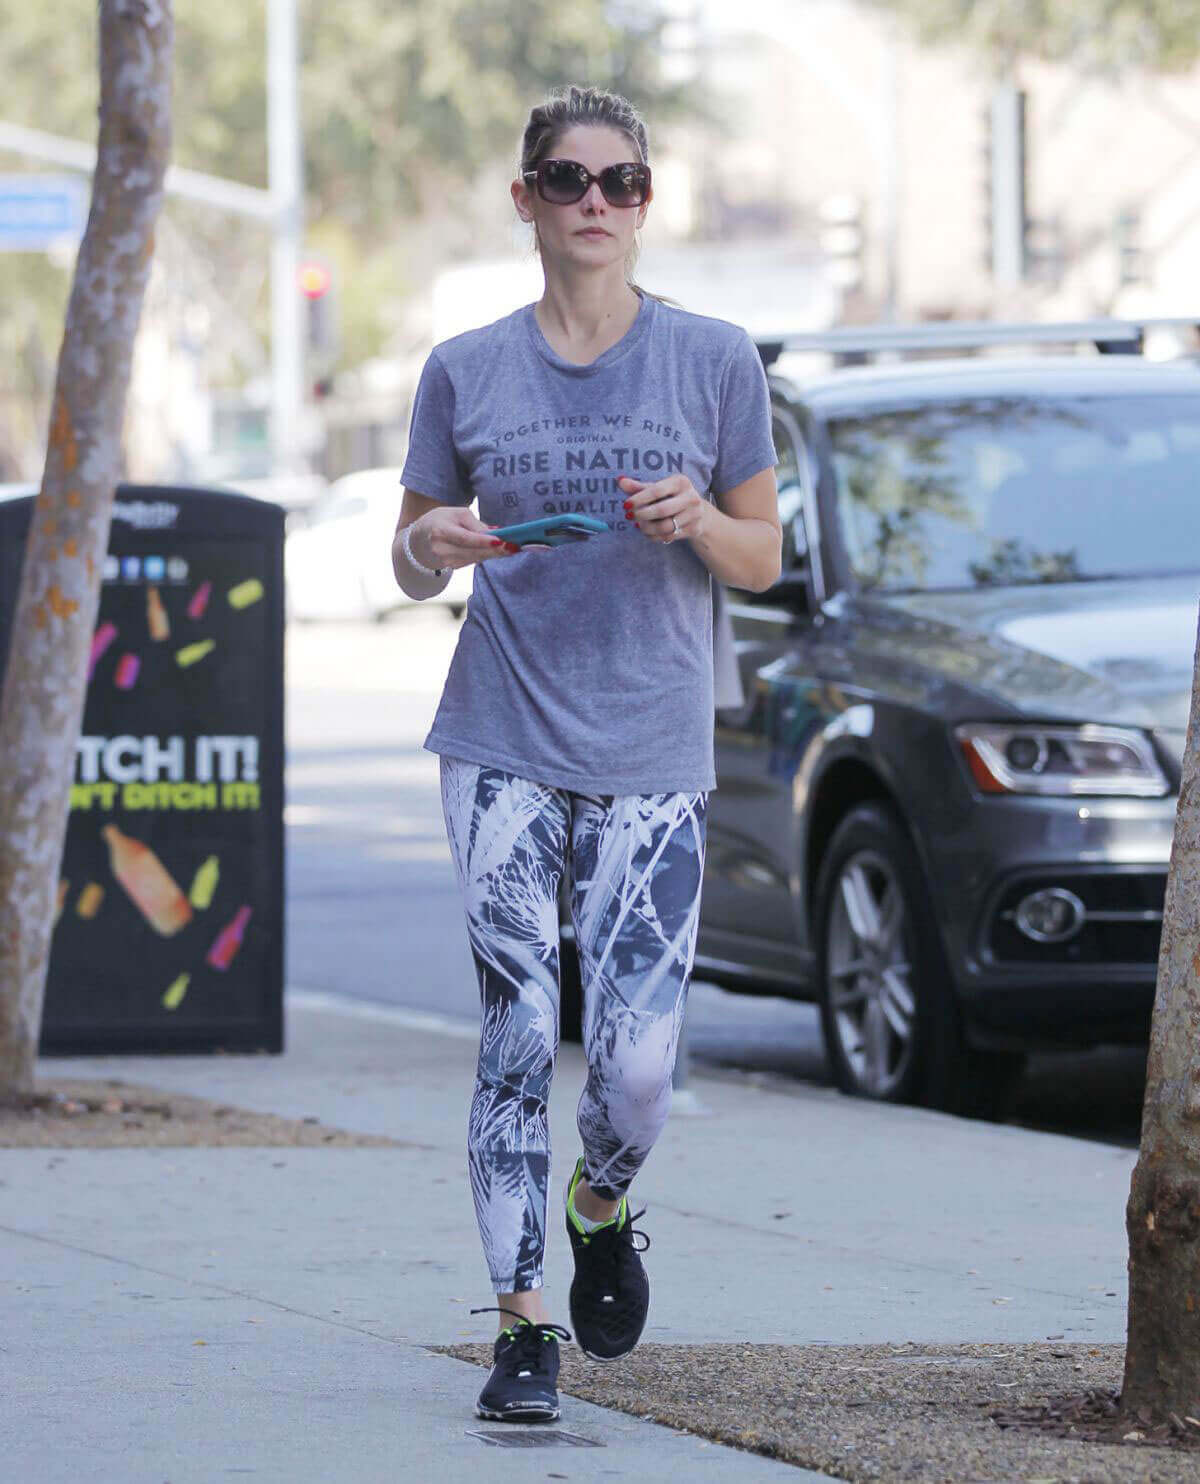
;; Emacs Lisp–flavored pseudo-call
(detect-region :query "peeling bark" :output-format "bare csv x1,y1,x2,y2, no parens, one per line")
0,0,172,1101
1123,611,1200,1416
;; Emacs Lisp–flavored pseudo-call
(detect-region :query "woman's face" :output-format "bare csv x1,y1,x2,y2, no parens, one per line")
512,124,651,276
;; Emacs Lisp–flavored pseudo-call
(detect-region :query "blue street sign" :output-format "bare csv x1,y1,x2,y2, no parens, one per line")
0,174,88,251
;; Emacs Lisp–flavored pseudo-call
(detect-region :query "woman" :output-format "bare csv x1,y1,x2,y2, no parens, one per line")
393,84,781,1423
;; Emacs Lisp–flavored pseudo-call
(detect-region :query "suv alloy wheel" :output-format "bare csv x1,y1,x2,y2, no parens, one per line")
814,801,1023,1117
823,842,918,1099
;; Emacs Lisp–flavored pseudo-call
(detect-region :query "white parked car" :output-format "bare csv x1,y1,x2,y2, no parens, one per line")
284,468,473,622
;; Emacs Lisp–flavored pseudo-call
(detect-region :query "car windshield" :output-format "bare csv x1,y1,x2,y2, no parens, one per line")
826,393,1200,591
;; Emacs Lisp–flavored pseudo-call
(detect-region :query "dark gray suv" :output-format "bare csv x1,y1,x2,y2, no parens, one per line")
692,324,1199,1114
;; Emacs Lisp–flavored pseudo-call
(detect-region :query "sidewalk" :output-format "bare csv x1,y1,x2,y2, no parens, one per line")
1,990,1133,1483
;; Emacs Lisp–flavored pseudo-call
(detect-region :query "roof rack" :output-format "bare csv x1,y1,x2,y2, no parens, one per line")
754,317,1200,368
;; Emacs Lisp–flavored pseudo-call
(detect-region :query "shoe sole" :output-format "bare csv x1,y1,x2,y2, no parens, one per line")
475,1402,560,1422
572,1305,645,1364
571,1303,646,1363
578,1345,633,1364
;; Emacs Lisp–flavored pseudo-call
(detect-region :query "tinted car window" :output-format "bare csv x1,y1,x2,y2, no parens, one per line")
827,394,1200,591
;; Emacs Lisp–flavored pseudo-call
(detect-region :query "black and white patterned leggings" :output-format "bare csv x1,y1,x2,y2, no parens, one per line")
440,756,708,1293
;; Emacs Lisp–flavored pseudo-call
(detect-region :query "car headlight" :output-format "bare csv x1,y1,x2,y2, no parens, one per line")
956,723,1168,798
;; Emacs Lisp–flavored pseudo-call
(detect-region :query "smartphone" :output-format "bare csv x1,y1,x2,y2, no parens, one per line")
489,514,609,548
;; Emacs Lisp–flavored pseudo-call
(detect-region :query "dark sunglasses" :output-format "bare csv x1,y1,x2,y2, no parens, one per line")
522,158,652,208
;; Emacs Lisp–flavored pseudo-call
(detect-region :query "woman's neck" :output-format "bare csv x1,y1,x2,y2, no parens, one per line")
535,268,641,365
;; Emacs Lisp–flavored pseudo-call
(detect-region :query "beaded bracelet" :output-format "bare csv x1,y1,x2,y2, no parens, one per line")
400,522,447,580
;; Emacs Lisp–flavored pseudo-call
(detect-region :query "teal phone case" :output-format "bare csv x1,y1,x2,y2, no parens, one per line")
490,514,608,547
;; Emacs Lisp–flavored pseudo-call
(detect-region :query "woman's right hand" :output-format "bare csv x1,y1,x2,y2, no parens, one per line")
405,506,520,571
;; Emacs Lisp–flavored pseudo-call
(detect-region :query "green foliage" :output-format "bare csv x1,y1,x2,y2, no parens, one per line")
866,0,1198,72
0,0,685,432
871,0,1200,72
0,0,679,227
303,0,681,227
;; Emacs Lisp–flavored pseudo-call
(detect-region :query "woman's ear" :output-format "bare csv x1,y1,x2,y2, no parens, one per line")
511,178,534,224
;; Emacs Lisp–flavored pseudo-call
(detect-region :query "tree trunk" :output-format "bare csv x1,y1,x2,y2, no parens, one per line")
1123,610,1200,1417
0,0,172,1103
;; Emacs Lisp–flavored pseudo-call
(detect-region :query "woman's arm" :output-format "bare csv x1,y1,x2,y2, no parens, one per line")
393,490,450,600
392,488,518,600
618,467,782,592
694,467,782,591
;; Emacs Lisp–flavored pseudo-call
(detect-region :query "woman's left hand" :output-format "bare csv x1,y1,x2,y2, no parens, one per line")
619,474,707,545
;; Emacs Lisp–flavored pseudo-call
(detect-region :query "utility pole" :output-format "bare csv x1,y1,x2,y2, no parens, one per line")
879,20,902,321
267,0,303,476
988,83,1026,290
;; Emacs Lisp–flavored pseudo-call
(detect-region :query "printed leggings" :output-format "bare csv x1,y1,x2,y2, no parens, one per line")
440,755,708,1293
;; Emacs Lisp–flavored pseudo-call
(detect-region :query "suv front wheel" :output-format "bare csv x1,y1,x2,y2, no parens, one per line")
813,801,1022,1117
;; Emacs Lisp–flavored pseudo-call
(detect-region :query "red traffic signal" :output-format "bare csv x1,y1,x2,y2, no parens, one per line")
298,260,332,300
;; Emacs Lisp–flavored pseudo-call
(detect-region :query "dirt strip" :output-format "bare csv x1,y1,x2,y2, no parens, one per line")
0,1078,402,1148
438,1340,1200,1482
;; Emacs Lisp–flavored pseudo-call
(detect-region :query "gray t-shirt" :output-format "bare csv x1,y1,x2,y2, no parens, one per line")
401,291,776,795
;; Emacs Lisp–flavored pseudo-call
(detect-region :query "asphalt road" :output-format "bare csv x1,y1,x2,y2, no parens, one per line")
285,609,1149,1148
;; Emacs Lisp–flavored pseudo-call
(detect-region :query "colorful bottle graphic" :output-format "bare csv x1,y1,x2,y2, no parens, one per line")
207,905,251,970
228,578,264,610
146,585,170,641
114,653,140,691
189,855,220,911
187,580,212,620
162,972,190,1011
101,824,193,937
176,639,215,669
88,622,117,681
76,883,104,919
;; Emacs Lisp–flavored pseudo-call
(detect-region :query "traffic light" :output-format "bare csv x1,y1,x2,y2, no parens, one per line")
299,258,331,299
298,256,337,362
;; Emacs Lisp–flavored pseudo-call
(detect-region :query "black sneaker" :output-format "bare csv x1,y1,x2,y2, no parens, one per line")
564,1158,651,1362
470,1308,571,1422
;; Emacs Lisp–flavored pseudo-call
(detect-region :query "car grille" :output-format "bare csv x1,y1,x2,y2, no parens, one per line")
987,871,1165,965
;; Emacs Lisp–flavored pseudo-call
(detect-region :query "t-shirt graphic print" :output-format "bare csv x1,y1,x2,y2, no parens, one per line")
400,292,776,796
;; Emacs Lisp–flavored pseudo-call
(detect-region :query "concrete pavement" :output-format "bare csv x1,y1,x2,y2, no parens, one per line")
2,990,1135,1482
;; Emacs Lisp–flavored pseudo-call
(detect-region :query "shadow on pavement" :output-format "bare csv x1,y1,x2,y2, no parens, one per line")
685,981,1147,1148
1009,1046,1146,1147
